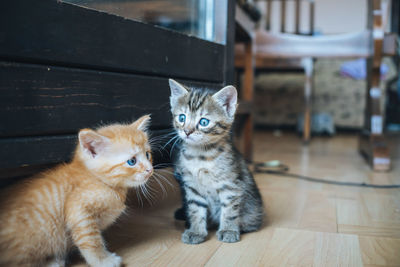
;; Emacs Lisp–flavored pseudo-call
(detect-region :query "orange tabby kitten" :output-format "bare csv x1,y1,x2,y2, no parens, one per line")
0,115,153,267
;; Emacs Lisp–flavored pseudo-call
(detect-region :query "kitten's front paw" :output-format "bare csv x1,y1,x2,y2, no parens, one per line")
181,230,207,244
97,252,122,267
217,230,240,243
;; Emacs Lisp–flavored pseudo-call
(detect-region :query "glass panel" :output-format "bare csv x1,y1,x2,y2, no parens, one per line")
63,0,227,44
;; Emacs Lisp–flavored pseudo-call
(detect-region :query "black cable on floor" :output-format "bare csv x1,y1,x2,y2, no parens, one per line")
253,161,400,189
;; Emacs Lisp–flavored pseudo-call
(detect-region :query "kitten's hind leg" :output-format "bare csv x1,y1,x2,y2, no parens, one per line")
240,222,262,233
175,206,191,228
240,205,264,233
174,207,186,221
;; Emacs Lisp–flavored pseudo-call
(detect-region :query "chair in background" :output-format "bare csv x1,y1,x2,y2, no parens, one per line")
234,4,257,162
235,0,397,171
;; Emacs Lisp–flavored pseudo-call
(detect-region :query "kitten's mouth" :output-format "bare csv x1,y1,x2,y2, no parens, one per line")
183,135,196,142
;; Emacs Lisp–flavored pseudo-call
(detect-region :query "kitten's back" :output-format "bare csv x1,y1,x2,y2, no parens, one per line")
0,165,74,265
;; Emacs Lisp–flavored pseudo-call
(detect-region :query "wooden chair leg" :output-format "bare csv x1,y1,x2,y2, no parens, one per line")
358,0,390,171
358,58,391,171
242,40,254,161
302,57,313,143
303,105,311,143
243,114,253,162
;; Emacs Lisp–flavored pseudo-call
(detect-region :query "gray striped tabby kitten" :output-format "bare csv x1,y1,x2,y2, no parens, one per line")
168,79,263,244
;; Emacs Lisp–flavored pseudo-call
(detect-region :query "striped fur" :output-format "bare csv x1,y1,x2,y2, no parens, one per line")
0,115,153,267
169,79,263,244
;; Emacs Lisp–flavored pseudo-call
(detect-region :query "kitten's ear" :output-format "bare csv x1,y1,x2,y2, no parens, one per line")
78,129,111,158
169,79,188,106
131,114,151,132
212,85,238,118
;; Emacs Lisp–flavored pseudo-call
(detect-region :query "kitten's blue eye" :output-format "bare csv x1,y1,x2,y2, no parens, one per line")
178,114,186,123
127,157,136,166
199,118,210,127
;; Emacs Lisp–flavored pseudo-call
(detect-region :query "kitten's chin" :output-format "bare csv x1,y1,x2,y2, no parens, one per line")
180,135,206,145
182,137,210,147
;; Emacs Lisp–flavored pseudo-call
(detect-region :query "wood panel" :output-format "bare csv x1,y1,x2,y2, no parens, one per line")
336,192,400,238
205,229,274,266
359,236,400,266
0,0,224,83
0,62,222,138
0,61,170,137
0,135,76,170
258,228,363,267
0,61,224,173
0,129,177,171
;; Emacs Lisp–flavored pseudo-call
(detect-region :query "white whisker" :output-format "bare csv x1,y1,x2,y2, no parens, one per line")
152,175,168,198
153,171,175,189
162,135,179,149
135,187,143,207
155,168,174,175
170,137,181,157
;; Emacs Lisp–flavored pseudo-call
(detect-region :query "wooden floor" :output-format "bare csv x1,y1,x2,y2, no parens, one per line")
72,131,400,267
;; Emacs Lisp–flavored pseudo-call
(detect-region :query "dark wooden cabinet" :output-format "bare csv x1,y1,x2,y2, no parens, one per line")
0,0,235,179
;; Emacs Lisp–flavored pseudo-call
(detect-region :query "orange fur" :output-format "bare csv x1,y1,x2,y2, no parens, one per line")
0,115,153,267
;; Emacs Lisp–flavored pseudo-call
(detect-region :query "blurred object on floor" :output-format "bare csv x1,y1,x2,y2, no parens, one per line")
297,112,335,136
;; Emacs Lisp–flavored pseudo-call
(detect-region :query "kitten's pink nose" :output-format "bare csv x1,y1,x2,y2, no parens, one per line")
145,168,153,174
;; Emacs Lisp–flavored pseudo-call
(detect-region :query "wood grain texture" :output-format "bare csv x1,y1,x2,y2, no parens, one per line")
359,236,400,266
0,61,224,173
336,192,400,238
258,228,363,267
298,192,337,233
0,62,224,138
205,229,274,267
0,135,76,169
0,62,171,137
